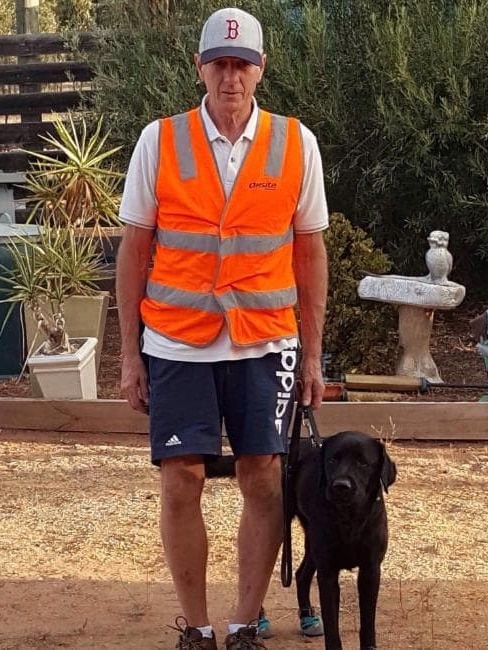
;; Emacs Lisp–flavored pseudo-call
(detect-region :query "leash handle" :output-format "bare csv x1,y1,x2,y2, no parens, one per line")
303,406,322,446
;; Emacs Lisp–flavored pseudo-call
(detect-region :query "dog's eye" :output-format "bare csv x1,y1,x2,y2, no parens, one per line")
327,457,337,465
356,458,369,467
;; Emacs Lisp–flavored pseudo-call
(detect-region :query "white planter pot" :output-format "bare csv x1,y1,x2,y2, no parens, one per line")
24,293,110,374
27,337,98,400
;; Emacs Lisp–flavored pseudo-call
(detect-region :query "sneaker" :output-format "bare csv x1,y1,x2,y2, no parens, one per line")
299,607,324,637
225,623,267,649
171,616,218,650
257,607,274,639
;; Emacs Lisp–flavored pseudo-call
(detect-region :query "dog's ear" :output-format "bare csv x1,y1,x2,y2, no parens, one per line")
377,441,397,493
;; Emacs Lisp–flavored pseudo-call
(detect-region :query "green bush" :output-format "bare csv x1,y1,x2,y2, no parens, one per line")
323,213,397,375
88,0,488,300
339,0,488,295
55,0,94,31
88,0,207,168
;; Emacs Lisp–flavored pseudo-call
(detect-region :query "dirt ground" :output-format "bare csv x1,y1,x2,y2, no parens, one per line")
1,305,488,649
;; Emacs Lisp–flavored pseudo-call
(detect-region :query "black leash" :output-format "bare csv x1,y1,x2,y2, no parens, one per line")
280,404,322,587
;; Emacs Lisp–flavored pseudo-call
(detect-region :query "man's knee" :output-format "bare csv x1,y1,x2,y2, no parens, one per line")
161,455,205,511
236,454,282,502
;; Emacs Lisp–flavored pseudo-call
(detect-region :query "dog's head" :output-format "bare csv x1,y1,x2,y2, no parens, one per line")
320,430,396,507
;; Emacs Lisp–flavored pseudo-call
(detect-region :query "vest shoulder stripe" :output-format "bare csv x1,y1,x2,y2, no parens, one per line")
171,112,197,181
266,114,288,177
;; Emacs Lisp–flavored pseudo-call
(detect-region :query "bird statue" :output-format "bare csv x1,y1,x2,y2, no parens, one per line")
425,230,453,285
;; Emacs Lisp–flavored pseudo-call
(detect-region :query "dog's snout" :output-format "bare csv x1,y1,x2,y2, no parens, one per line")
331,478,354,497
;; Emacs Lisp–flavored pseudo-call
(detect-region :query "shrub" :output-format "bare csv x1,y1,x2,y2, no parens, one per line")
88,0,488,299
345,0,488,294
55,0,94,31
323,213,397,375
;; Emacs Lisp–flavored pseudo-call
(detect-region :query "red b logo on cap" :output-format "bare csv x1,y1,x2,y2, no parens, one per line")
225,19,239,40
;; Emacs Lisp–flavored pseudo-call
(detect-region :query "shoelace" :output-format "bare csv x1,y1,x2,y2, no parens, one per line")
168,616,209,649
229,623,266,649
168,615,189,634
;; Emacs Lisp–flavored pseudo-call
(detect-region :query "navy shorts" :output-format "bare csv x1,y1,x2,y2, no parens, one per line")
147,349,297,465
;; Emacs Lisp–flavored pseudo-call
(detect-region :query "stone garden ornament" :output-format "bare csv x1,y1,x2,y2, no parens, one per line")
358,230,465,383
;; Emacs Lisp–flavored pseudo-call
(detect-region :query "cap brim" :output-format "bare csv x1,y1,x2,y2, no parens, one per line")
200,47,262,66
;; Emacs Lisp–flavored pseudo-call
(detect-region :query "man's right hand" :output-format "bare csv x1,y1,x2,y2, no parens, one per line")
120,354,149,414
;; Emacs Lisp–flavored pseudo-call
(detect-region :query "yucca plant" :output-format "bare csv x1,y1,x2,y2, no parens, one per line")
0,224,103,355
23,114,124,237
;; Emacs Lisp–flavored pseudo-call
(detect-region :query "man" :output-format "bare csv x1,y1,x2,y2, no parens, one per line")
116,7,328,649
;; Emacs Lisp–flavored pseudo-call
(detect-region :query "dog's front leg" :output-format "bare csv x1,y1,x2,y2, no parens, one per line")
357,562,381,649
316,562,342,650
296,535,316,615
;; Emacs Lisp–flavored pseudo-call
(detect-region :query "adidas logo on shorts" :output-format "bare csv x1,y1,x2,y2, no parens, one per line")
165,435,182,447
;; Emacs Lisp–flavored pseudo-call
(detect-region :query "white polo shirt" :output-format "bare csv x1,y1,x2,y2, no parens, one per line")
119,96,328,362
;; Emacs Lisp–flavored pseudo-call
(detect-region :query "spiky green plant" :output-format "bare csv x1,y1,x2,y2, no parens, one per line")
23,114,123,236
0,224,103,355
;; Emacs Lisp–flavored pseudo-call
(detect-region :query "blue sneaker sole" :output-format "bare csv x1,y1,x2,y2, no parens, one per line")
299,614,324,637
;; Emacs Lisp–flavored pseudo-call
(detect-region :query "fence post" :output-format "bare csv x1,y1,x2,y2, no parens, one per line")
15,0,39,34
15,0,42,123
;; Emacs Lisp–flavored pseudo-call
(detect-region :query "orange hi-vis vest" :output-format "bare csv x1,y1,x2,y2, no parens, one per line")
140,107,304,347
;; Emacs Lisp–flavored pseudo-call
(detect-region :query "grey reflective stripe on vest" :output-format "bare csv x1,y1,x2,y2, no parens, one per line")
146,280,221,312
146,281,296,312
171,112,196,181
157,229,219,253
265,114,288,177
222,228,292,255
157,227,293,255
219,286,297,310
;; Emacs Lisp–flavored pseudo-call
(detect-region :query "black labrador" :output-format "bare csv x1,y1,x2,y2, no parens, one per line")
203,431,396,649
293,431,396,650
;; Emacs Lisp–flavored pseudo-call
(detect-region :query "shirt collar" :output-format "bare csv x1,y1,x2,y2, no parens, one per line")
200,94,259,143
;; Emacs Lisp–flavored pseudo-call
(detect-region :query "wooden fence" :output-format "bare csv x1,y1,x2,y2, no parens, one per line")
0,32,96,222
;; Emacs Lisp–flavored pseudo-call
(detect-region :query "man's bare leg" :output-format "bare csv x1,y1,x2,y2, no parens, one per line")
160,455,209,626
232,454,283,624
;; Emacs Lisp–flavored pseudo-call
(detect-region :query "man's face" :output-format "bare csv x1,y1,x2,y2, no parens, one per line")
195,55,266,116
